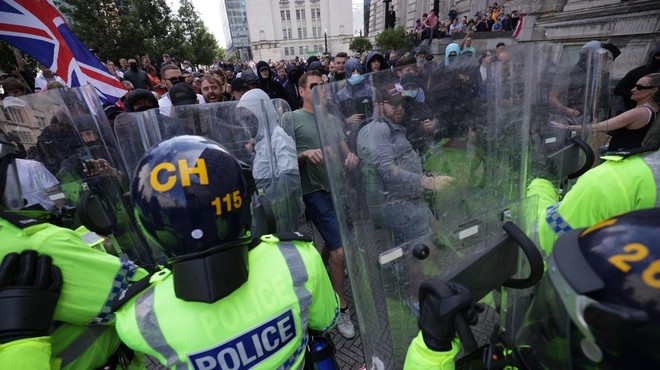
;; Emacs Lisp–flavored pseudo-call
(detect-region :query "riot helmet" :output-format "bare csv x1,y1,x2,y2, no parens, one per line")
73,114,101,147
517,208,660,369
131,135,253,302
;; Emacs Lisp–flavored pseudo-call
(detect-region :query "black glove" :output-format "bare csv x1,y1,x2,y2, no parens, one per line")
418,279,472,351
0,250,62,344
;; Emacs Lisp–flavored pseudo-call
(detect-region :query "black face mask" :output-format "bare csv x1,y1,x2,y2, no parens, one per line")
134,105,155,112
129,63,138,71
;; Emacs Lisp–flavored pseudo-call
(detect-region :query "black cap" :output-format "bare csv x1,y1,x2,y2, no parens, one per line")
400,73,419,88
230,77,249,91
241,71,259,84
169,83,197,106
103,103,123,120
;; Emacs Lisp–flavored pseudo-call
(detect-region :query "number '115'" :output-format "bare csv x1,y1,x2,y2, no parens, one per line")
211,191,243,215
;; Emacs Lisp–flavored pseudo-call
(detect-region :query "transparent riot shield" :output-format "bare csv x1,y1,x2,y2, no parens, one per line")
545,44,613,184
312,44,560,368
0,85,158,266
114,99,303,235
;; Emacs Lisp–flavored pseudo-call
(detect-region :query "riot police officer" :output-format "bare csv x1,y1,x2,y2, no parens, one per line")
0,129,149,368
113,135,339,369
404,208,660,369
528,145,660,255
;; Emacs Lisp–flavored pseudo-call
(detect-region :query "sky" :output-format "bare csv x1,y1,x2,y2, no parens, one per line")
170,0,364,49
169,0,228,48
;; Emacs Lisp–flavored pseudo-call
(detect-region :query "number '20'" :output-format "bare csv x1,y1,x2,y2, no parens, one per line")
608,243,660,288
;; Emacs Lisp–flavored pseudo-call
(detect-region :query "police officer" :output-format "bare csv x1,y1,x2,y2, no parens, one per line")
404,207,660,369
0,130,149,368
528,145,660,255
113,135,339,369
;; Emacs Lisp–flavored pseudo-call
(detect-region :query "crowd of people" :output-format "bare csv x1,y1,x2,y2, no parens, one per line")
411,3,523,46
0,32,659,369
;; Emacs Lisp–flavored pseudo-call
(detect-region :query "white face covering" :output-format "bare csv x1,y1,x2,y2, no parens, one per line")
1,159,23,210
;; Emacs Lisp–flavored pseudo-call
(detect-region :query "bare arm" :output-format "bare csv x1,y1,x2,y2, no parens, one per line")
548,87,580,117
553,106,652,132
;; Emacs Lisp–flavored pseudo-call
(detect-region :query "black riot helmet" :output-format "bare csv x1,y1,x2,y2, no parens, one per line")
516,208,660,369
131,135,254,302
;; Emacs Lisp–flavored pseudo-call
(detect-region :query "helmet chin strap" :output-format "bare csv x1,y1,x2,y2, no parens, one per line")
170,238,251,303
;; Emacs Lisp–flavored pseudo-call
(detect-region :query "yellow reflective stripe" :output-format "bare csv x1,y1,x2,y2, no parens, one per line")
56,326,110,367
276,242,312,369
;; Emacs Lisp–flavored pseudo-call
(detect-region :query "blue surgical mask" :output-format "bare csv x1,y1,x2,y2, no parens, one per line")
403,89,418,98
347,74,365,86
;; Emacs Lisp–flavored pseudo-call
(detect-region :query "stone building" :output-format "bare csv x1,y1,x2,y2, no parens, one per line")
367,0,659,79
244,0,354,62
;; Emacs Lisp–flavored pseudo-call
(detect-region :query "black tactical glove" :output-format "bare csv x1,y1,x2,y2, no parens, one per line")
418,279,472,351
0,250,62,344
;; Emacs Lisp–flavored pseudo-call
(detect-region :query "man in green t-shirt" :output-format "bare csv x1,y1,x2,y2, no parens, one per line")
282,70,359,339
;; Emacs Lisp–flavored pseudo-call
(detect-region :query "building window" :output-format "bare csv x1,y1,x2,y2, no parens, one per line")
296,9,306,20
302,27,307,38
299,46,304,55
280,10,285,20
284,48,289,56
311,8,320,19
312,27,317,37
297,28,302,38
283,29,288,39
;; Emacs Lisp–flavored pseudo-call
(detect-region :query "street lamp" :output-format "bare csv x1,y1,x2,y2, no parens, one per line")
324,29,328,53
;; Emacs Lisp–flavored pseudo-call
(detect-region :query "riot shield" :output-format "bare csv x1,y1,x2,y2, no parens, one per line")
545,44,613,182
0,84,158,266
114,98,302,235
311,44,566,368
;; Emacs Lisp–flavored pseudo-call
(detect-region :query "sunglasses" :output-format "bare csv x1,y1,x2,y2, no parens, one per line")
167,76,184,84
308,82,325,89
634,84,659,90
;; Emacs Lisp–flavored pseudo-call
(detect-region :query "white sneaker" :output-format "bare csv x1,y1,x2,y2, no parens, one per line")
338,308,356,339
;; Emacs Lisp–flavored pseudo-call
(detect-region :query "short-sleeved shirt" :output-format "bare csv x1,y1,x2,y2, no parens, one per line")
285,109,345,195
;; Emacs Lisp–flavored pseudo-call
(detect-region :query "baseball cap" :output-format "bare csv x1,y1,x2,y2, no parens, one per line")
241,71,259,85
378,83,411,105
230,77,249,91
103,102,123,120
169,83,197,106
400,73,419,88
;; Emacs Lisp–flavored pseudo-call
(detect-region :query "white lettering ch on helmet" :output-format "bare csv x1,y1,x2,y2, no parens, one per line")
189,309,297,370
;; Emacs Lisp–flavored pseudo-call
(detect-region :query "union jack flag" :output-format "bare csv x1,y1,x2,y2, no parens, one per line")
0,0,127,103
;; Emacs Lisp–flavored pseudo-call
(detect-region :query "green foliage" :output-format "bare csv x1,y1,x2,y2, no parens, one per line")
374,26,413,52
54,0,220,65
349,37,373,55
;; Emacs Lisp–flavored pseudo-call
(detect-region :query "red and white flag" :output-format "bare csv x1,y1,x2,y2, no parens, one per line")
0,0,127,103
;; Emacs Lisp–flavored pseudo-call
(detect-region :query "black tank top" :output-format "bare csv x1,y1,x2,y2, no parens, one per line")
608,105,656,151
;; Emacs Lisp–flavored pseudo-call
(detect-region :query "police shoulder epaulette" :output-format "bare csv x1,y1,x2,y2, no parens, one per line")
111,271,155,312
274,231,314,242
0,210,47,229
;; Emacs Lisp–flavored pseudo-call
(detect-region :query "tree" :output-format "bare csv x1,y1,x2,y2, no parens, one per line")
170,0,220,65
349,37,373,55
56,0,175,62
374,26,413,52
